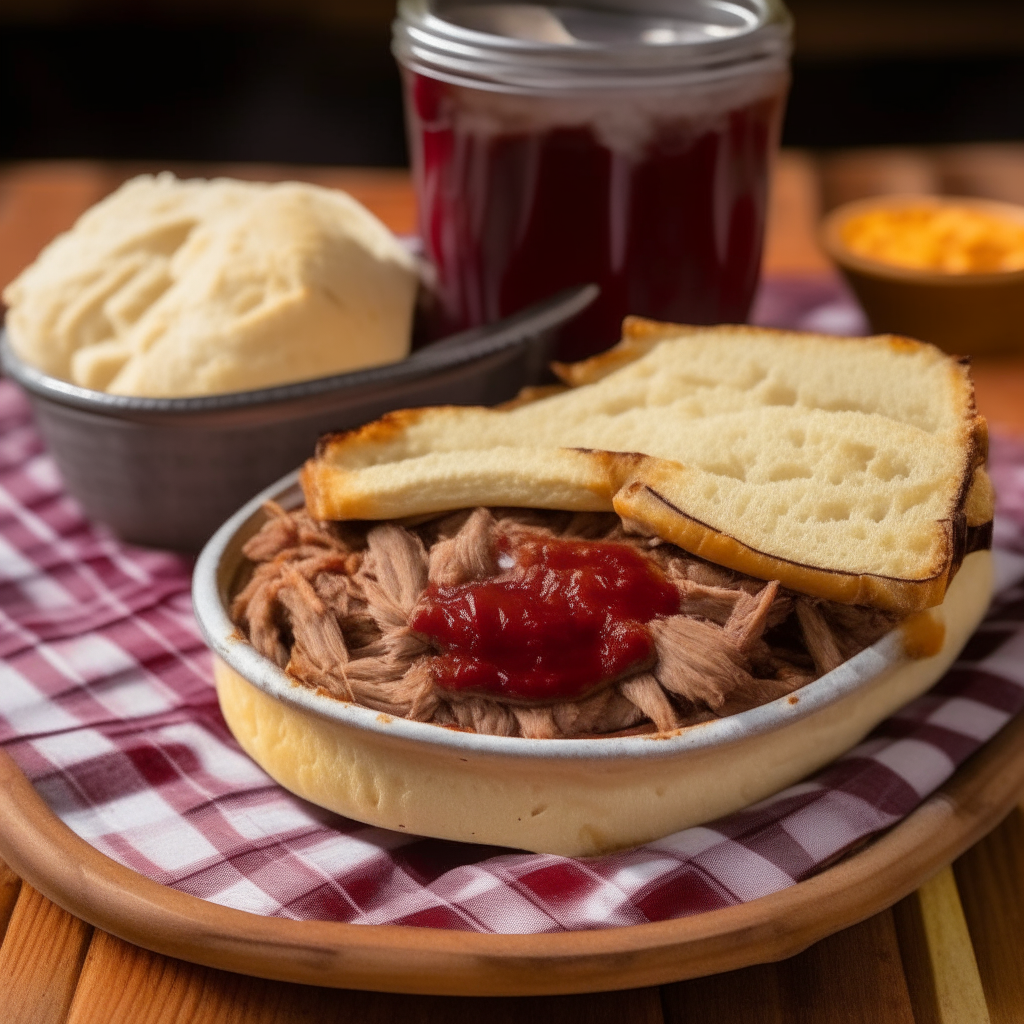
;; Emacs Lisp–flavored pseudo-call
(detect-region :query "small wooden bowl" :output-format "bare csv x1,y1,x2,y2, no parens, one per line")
820,194,1024,356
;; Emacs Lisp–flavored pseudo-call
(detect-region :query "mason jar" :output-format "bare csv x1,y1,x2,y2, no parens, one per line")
394,0,792,361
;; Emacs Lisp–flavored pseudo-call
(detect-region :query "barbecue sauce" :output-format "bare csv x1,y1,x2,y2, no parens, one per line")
410,536,680,702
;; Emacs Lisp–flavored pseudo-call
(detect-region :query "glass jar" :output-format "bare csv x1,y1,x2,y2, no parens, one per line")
394,1,792,361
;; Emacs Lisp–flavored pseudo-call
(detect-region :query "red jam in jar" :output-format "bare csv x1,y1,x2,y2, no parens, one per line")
395,1,792,360
406,76,785,360
410,536,680,702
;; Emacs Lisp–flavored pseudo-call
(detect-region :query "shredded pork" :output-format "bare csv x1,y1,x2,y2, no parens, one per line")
230,504,901,739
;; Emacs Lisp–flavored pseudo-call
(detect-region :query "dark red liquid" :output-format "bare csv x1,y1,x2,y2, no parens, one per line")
410,536,680,702
406,72,786,361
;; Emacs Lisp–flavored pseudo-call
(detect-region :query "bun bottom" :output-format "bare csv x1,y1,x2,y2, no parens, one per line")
215,551,993,856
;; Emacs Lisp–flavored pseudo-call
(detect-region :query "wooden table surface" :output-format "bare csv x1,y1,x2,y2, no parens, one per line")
1,148,1023,1023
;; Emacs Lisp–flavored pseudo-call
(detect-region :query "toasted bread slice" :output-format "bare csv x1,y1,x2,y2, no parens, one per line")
302,322,992,612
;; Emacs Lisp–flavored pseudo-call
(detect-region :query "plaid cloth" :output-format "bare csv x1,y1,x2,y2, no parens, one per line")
3,316,1024,932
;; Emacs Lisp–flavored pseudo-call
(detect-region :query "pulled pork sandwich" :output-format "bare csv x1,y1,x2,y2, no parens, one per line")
216,320,995,852
232,504,907,739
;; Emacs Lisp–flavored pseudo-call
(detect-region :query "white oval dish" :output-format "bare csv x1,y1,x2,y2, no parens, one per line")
192,471,993,856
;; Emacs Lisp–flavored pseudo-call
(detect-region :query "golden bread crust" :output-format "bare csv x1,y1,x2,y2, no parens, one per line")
617,481,948,612
302,321,992,612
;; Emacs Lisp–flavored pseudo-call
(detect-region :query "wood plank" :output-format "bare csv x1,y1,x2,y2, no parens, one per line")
817,148,941,212
893,867,990,1024
331,986,664,1024
936,145,1024,206
67,930,315,1024
763,150,831,275
892,890,943,1024
661,909,915,1024
917,868,990,1024
0,162,112,294
66,929,663,1024
0,855,22,943
0,884,92,1024
967,361,1024,437
952,808,1024,1024
67,931,333,1024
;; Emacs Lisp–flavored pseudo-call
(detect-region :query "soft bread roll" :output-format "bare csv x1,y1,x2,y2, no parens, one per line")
214,548,993,856
302,322,992,613
2,173,418,397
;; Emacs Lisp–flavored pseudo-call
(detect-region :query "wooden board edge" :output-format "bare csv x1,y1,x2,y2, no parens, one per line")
1,711,1023,996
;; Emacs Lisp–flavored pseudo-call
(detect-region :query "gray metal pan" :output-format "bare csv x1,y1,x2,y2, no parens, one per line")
0,285,597,551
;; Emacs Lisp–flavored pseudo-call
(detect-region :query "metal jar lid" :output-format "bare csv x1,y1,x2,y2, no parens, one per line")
393,0,792,93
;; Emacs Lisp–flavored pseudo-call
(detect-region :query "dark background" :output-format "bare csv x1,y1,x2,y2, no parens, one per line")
2,0,1024,165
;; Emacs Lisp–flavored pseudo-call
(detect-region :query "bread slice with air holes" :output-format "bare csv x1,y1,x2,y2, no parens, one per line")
301,319,993,613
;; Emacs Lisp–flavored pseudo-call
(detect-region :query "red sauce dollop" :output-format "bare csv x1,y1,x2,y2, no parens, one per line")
410,536,679,702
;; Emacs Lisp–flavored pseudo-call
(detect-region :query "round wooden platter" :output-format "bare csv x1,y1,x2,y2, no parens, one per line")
2,714,1024,998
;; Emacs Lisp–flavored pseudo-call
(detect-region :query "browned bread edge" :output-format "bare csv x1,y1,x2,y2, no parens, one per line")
304,320,994,611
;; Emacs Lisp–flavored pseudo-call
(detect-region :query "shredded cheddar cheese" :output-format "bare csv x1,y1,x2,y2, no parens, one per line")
841,204,1024,274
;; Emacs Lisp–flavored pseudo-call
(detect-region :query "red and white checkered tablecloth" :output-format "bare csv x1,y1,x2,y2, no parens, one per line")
3,358,1024,932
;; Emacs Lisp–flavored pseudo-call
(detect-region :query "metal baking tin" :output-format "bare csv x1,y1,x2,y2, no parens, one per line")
0,285,596,551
